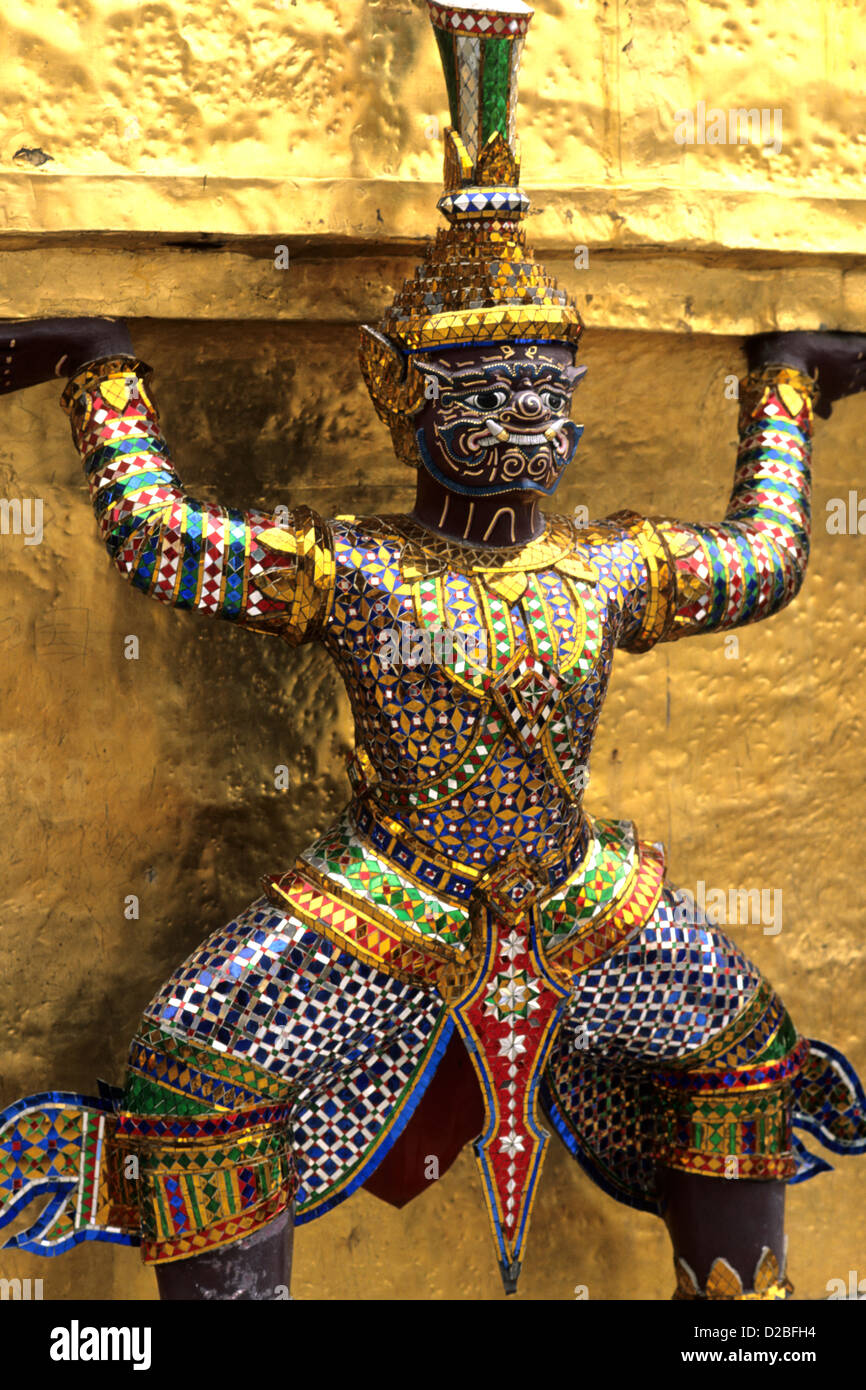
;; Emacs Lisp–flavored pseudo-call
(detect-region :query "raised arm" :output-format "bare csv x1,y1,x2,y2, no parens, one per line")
613,333,866,652
1,319,334,644
62,355,334,641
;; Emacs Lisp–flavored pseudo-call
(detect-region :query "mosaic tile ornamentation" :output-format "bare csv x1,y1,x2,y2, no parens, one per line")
2,0,865,1300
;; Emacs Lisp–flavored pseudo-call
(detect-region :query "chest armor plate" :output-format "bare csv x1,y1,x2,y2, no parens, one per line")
410,565,605,795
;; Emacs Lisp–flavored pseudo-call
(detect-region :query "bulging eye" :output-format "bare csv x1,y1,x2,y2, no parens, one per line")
466,388,509,412
540,389,567,413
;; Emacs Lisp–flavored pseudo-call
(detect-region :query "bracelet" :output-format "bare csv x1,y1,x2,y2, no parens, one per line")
738,363,817,429
60,354,153,419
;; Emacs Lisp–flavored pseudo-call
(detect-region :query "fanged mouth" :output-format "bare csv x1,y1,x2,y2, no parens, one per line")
469,419,572,458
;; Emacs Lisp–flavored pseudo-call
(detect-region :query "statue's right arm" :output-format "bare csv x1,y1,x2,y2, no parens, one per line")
0,319,334,644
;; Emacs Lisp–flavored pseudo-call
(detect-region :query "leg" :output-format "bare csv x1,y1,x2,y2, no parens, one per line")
154,1209,293,1301
547,883,801,1299
658,1169,788,1298
117,893,443,1299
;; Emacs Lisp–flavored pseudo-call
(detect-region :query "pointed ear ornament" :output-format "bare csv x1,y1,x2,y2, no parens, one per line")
358,326,429,468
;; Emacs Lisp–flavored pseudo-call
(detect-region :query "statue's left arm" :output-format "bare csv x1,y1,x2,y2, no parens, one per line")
614,360,815,651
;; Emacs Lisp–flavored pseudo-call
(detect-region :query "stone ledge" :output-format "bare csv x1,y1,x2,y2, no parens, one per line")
2,245,865,336
3,175,866,257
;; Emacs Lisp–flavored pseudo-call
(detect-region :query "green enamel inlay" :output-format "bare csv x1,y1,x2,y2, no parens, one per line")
751,1011,799,1064
122,1071,212,1117
306,818,470,946
480,37,513,143
185,1175,205,1229
541,819,635,945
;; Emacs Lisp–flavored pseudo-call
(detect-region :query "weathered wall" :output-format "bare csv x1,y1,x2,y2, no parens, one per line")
1,0,865,1300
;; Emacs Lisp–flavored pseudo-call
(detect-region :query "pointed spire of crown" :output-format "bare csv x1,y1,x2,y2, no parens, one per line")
358,0,583,465
428,0,534,222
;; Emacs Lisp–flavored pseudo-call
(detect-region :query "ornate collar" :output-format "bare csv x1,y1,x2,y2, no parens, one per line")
335,512,598,583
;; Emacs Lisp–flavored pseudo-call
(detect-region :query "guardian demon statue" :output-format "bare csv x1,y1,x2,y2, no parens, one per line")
2,0,866,1300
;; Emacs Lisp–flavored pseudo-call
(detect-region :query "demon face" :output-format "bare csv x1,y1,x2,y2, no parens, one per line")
413,342,586,497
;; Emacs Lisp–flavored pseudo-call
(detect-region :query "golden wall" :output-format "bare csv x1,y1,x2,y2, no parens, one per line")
1,0,865,1300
